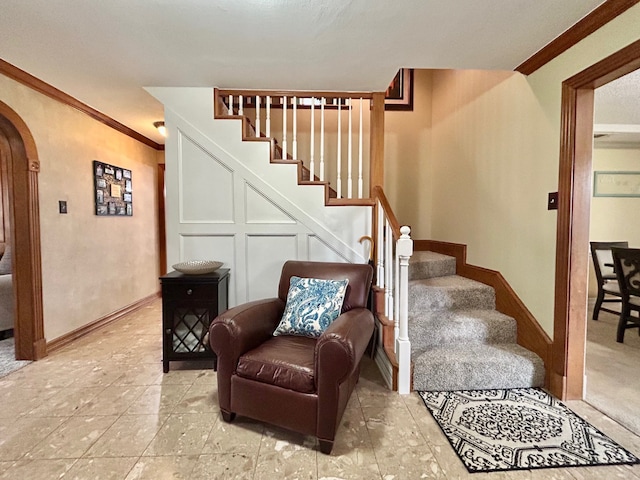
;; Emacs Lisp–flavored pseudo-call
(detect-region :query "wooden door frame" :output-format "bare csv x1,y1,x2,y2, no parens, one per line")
0,101,45,360
552,39,640,400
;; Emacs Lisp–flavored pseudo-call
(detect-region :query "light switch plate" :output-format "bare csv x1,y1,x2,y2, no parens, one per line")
59,200,68,214
548,192,558,210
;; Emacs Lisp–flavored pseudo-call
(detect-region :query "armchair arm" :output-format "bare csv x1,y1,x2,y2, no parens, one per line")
209,297,285,413
315,308,375,387
210,298,285,360
315,307,374,444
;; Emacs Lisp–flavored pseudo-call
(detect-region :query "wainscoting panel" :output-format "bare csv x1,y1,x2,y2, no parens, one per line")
308,235,350,263
178,134,234,224
246,234,298,301
245,183,296,224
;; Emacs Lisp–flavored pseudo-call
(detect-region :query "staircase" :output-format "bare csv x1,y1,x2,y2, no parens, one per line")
409,251,545,391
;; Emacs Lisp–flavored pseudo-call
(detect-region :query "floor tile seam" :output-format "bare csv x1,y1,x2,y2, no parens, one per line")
138,411,216,458
29,413,122,461
353,390,393,480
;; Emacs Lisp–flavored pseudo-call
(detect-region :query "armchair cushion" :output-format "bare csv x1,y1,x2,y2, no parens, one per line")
237,336,316,393
273,276,348,338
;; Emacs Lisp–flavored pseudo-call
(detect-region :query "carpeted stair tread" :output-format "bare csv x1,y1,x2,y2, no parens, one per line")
409,309,517,354
412,343,545,391
409,251,456,280
409,275,495,313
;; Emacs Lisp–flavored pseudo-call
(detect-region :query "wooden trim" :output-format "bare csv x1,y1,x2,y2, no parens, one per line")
158,164,167,276
372,186,401,238
516,0,639,75
369,92,385,189
417,240,553,389
326,198,375,207
217,89,374,99
0,101,45,361
46,292,160,354
0,59,163,151
554,38,640,400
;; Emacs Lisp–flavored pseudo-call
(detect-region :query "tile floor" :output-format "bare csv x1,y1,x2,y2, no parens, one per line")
585,304,640,436
1,300,640,479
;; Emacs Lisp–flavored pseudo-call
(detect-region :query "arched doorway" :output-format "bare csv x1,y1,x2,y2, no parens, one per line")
0,101,45,360
553,39,640,400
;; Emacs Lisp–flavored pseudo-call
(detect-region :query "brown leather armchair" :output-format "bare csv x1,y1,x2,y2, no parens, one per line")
209,260,374,454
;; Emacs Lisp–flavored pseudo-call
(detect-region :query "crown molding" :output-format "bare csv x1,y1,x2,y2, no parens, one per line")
515,0,640,75
0,58,163,151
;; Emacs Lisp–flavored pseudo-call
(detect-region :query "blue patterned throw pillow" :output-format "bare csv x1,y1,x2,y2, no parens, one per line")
273,276,349,338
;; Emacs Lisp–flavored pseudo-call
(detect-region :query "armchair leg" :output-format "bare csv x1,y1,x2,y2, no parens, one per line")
318,439,334,454
221,410,236,423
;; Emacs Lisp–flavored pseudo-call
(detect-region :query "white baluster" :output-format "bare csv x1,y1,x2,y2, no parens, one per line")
239,95,244,116
347,98,353,199
282,96,288,159
320,98,325,182
310,97,315,181
227,95,233,115
396,225,413,395
358,97,363,198
385,220,393,318
336,102,342,199
255,96,261,137
376,201,384,288
266,96,271,137
293,96,298,159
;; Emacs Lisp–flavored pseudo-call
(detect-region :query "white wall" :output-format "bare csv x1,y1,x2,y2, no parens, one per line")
149,88,371,306
588,146,640,297
0,74,160,341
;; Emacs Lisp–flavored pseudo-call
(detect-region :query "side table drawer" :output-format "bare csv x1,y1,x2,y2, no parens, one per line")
162,283,217,302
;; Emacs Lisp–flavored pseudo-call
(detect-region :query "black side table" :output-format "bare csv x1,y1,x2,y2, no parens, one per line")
160,269,229,373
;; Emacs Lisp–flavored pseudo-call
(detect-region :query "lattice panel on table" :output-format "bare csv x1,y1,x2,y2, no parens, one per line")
172,307,212,353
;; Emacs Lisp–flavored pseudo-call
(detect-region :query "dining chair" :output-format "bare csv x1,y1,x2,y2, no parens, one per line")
611,247,640,343
590,241,628,320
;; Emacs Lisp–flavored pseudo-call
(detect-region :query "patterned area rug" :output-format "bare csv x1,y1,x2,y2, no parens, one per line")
419,388,640,473
0,337,31,378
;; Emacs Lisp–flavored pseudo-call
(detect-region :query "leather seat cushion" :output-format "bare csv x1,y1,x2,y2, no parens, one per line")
236,336,316,394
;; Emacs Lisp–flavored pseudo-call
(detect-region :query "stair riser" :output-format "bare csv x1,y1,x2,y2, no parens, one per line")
409,259,456,281
413,358,545,391
408,285,495,313
409,315,517,351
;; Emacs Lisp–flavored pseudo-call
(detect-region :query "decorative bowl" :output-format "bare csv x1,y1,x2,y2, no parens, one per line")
172,260,223,275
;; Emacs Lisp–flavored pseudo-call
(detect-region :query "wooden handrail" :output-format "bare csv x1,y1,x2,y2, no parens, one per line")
217,89,374,100
372,186,401,238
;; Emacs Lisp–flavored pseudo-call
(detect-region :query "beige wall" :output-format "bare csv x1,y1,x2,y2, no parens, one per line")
588,146,640,297
384,69,433,239
400,5,640,336
0,74,160,341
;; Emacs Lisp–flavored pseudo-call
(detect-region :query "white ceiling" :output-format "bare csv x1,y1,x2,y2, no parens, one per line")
0,0,615,144
594,70,640,148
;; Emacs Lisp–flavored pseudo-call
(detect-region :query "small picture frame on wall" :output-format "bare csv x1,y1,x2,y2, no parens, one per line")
94,160,133,216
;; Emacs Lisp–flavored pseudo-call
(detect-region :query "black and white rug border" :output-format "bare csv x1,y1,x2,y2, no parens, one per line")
418,387,640,474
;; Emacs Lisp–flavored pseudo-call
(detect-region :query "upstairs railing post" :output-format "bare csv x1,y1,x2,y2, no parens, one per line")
396,225,413,395
370,92,385,190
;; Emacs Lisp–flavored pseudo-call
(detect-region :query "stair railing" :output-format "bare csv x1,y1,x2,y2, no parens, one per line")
216,89,385,202
372,186,413,394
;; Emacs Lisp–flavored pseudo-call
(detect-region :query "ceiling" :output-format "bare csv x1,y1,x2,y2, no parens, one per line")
0,0,626,145
594,70,640,148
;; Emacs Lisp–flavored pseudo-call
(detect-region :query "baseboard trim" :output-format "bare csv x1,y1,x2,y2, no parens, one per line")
46,292,160,354
416,239,553,390
374,344,394,391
